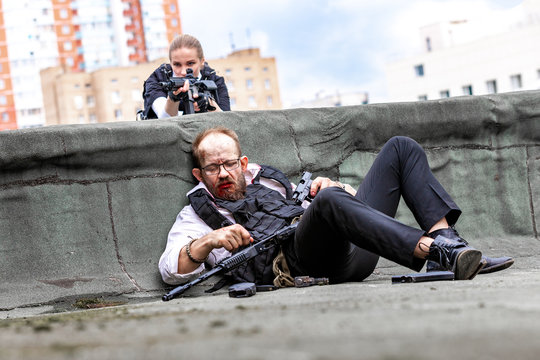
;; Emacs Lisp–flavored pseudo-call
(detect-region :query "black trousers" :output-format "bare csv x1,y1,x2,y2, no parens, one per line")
289,136,461,283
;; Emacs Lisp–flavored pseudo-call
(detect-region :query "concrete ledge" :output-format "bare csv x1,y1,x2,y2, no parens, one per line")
1,90,539,309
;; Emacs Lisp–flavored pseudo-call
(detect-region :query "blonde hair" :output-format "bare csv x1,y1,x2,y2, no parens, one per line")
169,34,204,60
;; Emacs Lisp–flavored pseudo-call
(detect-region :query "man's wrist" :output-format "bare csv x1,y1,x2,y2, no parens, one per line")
185,238,208,264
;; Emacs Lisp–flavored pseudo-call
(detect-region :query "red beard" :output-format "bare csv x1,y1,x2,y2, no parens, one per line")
206,176,247,201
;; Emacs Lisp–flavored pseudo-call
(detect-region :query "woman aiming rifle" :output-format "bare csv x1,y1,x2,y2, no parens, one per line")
142,34,231,119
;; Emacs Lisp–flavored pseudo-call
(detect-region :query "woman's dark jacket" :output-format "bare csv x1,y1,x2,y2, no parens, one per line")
142,63,230,119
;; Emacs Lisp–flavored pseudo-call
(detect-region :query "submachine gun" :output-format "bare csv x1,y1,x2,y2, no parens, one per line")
162,171,314,301
159,68,218,115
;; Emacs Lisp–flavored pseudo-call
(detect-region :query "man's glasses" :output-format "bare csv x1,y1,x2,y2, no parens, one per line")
200,158,241,175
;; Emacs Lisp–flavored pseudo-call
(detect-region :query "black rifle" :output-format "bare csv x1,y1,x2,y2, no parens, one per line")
162,171,314,301
162,223,298,301
159,68,218,115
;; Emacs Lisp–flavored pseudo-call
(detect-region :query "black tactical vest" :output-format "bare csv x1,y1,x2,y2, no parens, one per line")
188,165,304,285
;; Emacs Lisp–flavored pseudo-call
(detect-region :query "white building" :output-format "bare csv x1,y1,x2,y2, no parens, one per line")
385,0,540,102
0,0,181,130
291,91,369,109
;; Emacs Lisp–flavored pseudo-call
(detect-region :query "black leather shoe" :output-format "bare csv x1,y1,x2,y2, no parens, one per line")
426,227,514,275
478,256,514,274
426,235,484,280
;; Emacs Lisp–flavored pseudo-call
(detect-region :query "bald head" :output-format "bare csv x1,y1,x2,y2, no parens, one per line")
192,127,241,168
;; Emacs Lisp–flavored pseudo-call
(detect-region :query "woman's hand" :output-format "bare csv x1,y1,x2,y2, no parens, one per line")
164,80,190,116
207,97,222,112
169,80,190,102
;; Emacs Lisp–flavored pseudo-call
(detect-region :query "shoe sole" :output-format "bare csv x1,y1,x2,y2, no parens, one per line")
478,258,514,274
453,249,483,280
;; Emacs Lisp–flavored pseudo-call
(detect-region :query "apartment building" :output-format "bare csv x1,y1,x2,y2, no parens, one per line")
385,0,540,102
209,48,282,111
41,58,165,125
0,0,180,130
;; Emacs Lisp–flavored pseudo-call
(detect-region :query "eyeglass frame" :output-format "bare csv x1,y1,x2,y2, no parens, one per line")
200,158,241,175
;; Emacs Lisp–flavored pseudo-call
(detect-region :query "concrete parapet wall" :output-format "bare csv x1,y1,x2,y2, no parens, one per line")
1,90,539,309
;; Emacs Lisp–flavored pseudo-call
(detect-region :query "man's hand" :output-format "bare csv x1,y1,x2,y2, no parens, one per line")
177,224,253,274
206,224,253,251
310,176,357,197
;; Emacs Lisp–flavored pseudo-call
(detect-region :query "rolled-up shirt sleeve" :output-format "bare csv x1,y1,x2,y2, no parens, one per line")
158,205,230,285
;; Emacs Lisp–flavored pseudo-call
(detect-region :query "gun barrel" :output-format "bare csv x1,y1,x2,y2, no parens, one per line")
162,267,221,301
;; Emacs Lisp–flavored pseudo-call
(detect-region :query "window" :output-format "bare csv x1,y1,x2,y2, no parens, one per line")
2,112,9,122
418,95,427,101
78,114,85,124
131,89,140,101
62,25,70,34
248,96,257,107
87,95,95,107
65,57,74,66
89,114,97,123
267,96,273,106
230,98,236,107
244,67,251,72
131,77,138,83
264,79,270,90
486,80,497,94
111,78,118,84
246,79,253,90
510,74,522,89
537,69,540,79
227,81,234,91
425,37,432,52
114,109,123,120
225,69,232,75
171,19,178,27
414,64,424,77
111,91,121,104
462,85,473,95
439,90,450,98
0,79,4,89
74,96,83,109
263,67,268,72
59,9,68,19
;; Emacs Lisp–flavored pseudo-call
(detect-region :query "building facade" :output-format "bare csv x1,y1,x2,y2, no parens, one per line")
209,48,282,111
291,91,368,109
0,0,181,131
41,58,163,125
385,0,540,102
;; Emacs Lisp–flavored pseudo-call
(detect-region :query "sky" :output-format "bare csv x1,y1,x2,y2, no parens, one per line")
177,0,525,107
